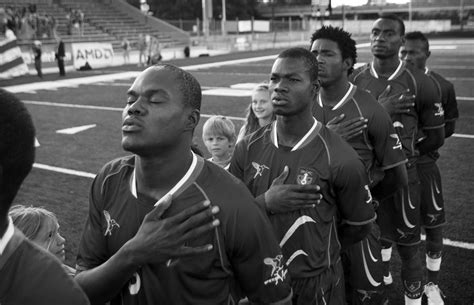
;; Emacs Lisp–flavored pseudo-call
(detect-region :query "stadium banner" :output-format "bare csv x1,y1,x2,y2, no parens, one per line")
0,38,29,79
71,42,114,70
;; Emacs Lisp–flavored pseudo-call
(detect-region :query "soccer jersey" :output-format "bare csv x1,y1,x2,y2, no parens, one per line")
313,83,407,187
351,61,445,164
418,68,459,164
0,227,90,305
76,153,291,305
229,119,376,279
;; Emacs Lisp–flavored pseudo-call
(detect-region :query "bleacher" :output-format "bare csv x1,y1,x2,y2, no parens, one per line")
1,0,189,51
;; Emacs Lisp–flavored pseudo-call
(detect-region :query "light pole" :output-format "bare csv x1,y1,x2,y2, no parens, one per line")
221,0,227,36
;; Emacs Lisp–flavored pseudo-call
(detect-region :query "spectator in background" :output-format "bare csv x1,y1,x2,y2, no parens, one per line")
122,37,130,64
137,33,146,67
202,116,236,170
0,89,90,305
9,205,76,276
56,38,65,76
32,40,42,78
236,83,275,142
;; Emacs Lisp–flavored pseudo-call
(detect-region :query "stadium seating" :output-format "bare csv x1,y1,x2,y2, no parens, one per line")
1,0,190,51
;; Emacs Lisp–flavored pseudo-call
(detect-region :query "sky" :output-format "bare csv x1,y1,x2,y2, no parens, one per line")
332,0,410,6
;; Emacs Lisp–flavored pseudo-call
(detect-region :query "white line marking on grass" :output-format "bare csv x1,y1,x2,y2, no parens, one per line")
453,133,474,139
25,100,123,111
457,97,474,101
421,234,474,250
33,163,96,179
202,88,252,97
56,124,97,134
23,100,246,121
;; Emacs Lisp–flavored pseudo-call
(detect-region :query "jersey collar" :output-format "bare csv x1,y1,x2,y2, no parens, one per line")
317,82,356,110
271,117,321,151
370,60,404,81
130,152,204,206
0,217,14,255
424,66,430,74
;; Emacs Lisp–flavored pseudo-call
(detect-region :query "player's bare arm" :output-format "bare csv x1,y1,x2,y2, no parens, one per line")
338,222,372,250
378,86,415,115
417,127,445,154
371,164,408,201
75,196,219,303
262,166,322,214
326,113,368,140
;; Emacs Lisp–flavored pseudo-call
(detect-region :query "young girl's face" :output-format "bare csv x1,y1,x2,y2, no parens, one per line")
251,90,273,121
203,132,232,159
32,218,66,262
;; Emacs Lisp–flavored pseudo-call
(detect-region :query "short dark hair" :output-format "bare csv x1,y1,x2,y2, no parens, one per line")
0,89,35,216
379,14,405,36
156,64,202,111
405,31,430,52
277,47,319,82
310,25,357,75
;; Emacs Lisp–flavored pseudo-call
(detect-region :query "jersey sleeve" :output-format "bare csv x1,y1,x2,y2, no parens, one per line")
417,74,445,130
367,97,407,170
443,81,459,122
229,138,247,181
76,166,110,272
331,143,376,225
224,187,292,303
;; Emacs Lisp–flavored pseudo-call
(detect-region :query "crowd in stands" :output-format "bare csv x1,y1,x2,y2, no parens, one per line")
65,8,83,36
0,4,57,40
0,4,85,41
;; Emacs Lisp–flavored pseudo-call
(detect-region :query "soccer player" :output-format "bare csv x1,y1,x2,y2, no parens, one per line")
0,89,90,305
310,25,408,305
75,64,292,305
202,115,236,170
230,48,376,305
400,31,459,305
351,15,445,305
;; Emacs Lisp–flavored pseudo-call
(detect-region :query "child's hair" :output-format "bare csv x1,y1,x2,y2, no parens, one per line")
202,115,236,143
243,83,275,136
9,205,58,241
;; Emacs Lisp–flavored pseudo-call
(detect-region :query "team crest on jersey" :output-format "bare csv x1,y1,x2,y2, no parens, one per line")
296,168,316,185
434,103,444,117
263,255,288,286
103,210,120,236
390,133,402,150
252,162,269,179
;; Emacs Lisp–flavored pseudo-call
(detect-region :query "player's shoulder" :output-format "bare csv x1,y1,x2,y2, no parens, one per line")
317,125,360,165
94,156,134,191
238,123,272,151
350,63,371,80
428,70,453,89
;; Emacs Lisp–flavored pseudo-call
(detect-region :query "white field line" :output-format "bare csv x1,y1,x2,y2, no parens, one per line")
29,162,474,251
23,100,246,121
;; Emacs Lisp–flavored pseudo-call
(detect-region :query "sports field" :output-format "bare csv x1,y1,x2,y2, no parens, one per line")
2,38,473,304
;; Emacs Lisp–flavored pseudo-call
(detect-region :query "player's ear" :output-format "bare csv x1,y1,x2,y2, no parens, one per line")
343,58,353,73
185,109,200,132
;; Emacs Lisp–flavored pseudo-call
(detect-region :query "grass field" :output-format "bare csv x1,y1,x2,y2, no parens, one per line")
2,38,473,304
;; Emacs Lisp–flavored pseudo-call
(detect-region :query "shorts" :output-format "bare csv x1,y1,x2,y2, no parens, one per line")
341,228,384,290
377,165,421,246
417,162,446,228
292,260,345,305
